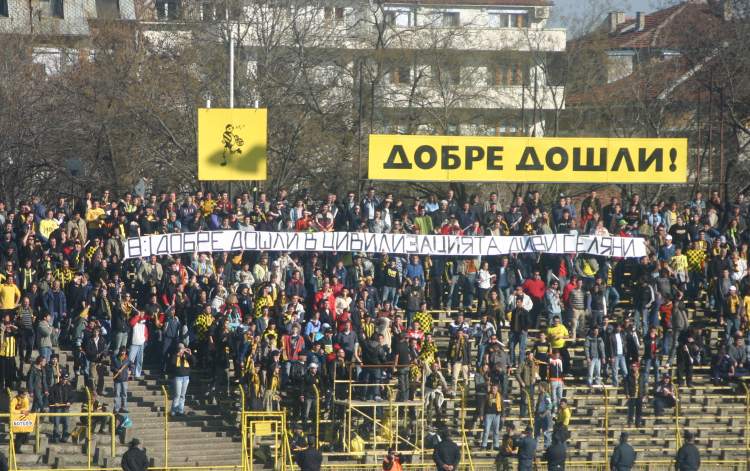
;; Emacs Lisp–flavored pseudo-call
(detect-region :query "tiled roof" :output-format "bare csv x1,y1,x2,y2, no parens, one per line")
605,2,721,50
566,56,702,106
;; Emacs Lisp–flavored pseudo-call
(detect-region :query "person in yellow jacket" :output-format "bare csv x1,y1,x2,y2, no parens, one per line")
85,200,106,232
547,315,570,371
10,387,31,453
0,275,21,317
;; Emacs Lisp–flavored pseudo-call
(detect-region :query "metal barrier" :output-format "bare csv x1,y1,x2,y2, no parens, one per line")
743,382,750,455
674,378,682,450
458,384,474,471
603,387,609,470
161,385,169,471
5,386,116,471
312,384,320,449
332,363,425,458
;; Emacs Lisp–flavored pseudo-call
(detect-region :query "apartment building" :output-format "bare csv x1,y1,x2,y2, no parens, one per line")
0,0,136,74
1,0,565,136
145,0,566,137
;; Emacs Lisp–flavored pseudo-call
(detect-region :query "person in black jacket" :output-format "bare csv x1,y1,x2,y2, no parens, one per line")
610,432,636,471
675,430,700,471
515,427,537,471
84,327,108,395
121,438,148,471
48,373,73,442
625,362,646,427
432,432,460,471
544,433,566,471
295,436,323,471
302,363,321,432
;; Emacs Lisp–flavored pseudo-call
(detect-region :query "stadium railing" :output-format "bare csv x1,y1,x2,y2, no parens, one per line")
5,387,117,471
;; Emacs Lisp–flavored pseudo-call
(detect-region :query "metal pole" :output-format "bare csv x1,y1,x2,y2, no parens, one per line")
604,388,609,470
239,387,246,471
161,385,169,470
85,387,92,469
357,59,364,197
228,7,234,109
719,87,725,201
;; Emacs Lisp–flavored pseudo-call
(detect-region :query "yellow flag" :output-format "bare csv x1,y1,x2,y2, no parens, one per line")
197,108,267,181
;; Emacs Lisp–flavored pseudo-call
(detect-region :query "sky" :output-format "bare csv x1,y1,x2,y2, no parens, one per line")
550,0,674,28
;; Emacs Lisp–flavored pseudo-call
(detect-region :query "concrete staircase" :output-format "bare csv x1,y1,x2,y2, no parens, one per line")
5,351,241,470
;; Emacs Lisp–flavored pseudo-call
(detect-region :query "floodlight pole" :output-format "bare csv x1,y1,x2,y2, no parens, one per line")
228,6,234,110
227,5,234,198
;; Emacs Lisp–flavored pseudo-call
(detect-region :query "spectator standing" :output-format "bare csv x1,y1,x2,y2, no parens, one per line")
543,433,566,471
48,373,73,443
121,438,149,471
625,362,646,428
515,427,537,471
509,297,530,367
128,310,150,379
584,326,605,387
516,350,538,420
433,431,460,471
111,347,132,413
480,383,503,450
610,432,636,471
170,343,192,416
675,431,700,471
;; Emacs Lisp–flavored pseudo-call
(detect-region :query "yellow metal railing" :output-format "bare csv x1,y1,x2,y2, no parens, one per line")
743,382,750,455
6,387,116,471
674,377,682,450
161,384,169,470
312,384,320,449
458,384,474,471
603,386,609,470
238,385,246,471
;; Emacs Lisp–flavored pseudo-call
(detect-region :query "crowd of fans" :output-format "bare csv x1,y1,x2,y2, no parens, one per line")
1,186,748,470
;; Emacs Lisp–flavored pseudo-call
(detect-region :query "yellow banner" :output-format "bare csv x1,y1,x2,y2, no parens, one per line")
368,135,688,183
12,413,36,433
198,108,267,181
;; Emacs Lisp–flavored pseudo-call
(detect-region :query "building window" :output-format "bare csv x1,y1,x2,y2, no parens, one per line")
51,0,64,18
442,11,459,27
490,121,519,136
433,65,461,85
489,63,527,86
156,0,179,19
385,9,411,27
389,66,411,85
0,0,8,17
488,11,527,28
324,7,345,24
200,2,216,21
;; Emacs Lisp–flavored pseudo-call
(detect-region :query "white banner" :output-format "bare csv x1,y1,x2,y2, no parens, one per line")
123,231,646,259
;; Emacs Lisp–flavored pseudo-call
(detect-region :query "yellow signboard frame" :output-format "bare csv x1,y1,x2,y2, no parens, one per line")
198,108,267,181
368,134,688,183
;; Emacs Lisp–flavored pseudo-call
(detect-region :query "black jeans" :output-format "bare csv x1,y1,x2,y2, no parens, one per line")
396,369,410,401
18,328,34,364
627,397,643,424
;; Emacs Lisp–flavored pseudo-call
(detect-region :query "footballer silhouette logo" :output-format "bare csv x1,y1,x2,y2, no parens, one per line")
221,124,246,166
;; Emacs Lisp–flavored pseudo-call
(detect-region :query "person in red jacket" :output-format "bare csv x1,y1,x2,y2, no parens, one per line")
522,270,547,328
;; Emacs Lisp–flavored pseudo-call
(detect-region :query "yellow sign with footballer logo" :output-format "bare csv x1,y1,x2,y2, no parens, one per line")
197,108,267,181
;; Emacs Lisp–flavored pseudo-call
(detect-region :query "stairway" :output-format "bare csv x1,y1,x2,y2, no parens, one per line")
6,351,241,470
